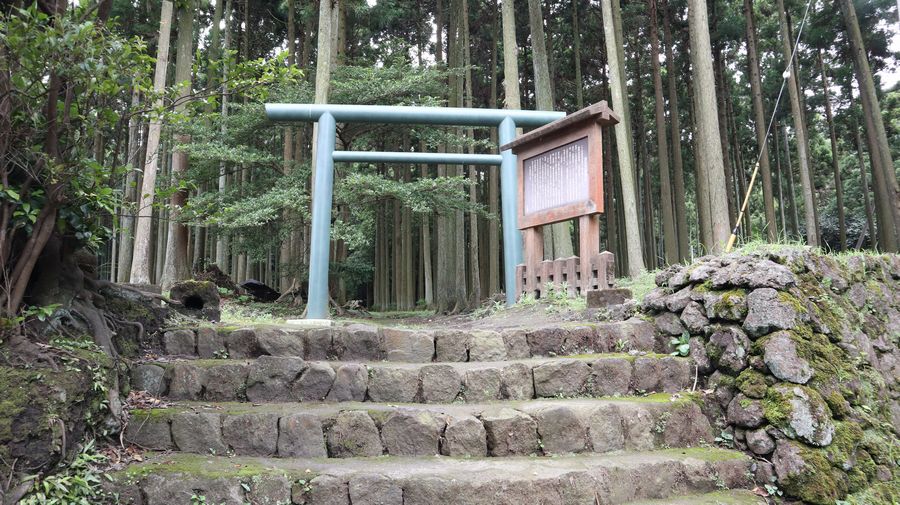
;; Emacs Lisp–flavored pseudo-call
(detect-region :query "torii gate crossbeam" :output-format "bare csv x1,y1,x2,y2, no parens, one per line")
265,103,565,319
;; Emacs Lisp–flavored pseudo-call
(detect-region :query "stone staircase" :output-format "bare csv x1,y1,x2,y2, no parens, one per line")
110,319,767,505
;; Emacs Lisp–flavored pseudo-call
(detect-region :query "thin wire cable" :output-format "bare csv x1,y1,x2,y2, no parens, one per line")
726,0,815,252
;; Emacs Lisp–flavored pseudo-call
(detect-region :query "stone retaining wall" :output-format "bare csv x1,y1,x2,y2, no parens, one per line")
644,249,899,504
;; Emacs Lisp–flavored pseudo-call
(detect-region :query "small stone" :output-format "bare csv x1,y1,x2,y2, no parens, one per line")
743,288,805,338
171,412,226,454
332,324,383,361
586,288,632,308
222,413,278,456
533,360,590,397
641,288,670,312
124,412,172,450
499,363,534,400
278,413,327,457
665,286,694,312
654,312,685,336
762,331,813,384
381,410,444,456
256,328,305,356
726,394,765,428
773,439,840,504
246,356,306,402
293,362,335,401
501,329,531,359
419,365,461,403
766,385,834,447
710,259,796,290
621,406,655,450
326,411,382,457
703,290,748,321
688,337,712,374
381,328,434,362
132,364,166,396
662,403,713,447
367,366,419,402
463,367,501,402
326,363,367,401
631,358,661,392
165,363,205,400
468,331,507,361
481,408,539,456
655,264,684,288
303,328,334,360
196,327,225,358
349,474,403,505
587,404,624,452
163,329,196,355
531,405,586,454
434,330,471,362
746,428,775,455
441,415,487,456
658,357,691,393
680,301,709,334
203,363,249,400
225,328,259,358
588,358,632,396
708,326,751,374
294,475,349,505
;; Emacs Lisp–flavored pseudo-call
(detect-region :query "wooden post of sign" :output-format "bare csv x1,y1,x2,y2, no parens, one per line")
579,215,600,292
500,102,620,301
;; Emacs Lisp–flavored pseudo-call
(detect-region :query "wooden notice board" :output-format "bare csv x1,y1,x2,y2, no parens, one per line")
499,101,620,299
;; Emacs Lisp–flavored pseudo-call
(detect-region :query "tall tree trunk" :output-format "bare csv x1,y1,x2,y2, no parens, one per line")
743,0,776,241
854,126,876,249
817,50,846,251
781,122,801,237
130,0,173,284
573,0,584,109
117,89,141,282
461,0,481,305
488,0,501,296
649,0,677,265
311,0,336,173
776,0,818,246
840,0,899,251
161,1,194,290
772,122,787,236
687,0,729,253
215,0,233,269
662,0,689,261
601,0,644,276
527,0,572,260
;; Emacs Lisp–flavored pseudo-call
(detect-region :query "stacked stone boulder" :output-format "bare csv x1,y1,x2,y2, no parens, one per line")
645,249,899,504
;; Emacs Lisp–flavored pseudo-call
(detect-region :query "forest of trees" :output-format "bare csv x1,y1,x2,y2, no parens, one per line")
1,0,898,317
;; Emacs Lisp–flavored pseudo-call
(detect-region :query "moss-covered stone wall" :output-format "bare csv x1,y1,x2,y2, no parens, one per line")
643,248,899,504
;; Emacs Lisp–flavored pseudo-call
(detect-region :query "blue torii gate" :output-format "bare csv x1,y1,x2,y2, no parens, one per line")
265,104,565,319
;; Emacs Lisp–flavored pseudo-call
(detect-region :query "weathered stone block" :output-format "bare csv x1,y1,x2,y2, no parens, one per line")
293,362,336,401
333,324,383,361
132,364,166,396
468,331,507,361
326,411,382,457
532,405,586,454
441,415,487,457
203,363,249,401
586,288,632,308
588,358,632,396
367,366,419,402
278,413,327,458
499,362,534,400
222,413,278,456
124,412,172,450
171,412,226,454
481,408,539,456
163,329,196,355
326,363,368,401
463,367,501,402
196,327,225,358
246,356,306,402
225,328,259,358
165,363,205,400
420,364,461,403
533,360,590,397
381,327,434,362
434,330,471,362
256,328,305,356
349,474,403,505
587,404,624,452
381,410,444,456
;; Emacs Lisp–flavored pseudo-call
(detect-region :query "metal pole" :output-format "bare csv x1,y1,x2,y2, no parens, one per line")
498,116,522,306
266,103,564,127
307,112,336,319
332,151,502,165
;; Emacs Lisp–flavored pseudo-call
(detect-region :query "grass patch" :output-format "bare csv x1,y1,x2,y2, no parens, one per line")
616,270,657,303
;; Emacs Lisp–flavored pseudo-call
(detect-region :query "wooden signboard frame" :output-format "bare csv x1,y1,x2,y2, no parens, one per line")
499,101,620,299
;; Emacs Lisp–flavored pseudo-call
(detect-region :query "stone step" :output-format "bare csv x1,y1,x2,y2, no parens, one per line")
159,317,665,362
625,490,766,505
125,395,712,458
133,354,695,404
108,448,753,505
